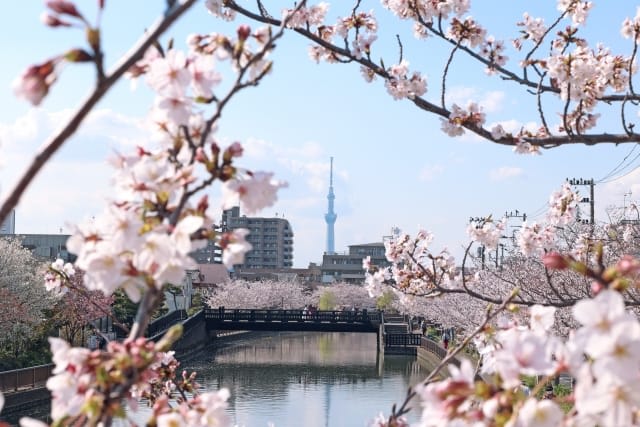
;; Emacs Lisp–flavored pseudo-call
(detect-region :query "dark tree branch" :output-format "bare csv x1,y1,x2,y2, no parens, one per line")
0,0,198,227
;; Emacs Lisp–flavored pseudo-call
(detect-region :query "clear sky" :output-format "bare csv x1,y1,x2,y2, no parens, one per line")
1,1,640,268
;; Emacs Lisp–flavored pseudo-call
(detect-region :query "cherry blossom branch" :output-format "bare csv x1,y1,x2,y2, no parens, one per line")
521,10,569,82
441,43,460,108
226,1,640,148
387,291,517,422
0,0,198,227
130,286,162,339
198,1,305,146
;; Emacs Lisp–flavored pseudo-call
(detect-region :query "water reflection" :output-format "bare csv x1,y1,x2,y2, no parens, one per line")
3,332,427,427
187,331,425,427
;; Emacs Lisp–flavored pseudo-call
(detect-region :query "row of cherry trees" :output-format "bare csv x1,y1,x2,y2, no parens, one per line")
3,1,640,426
0,239,115,369
0,239,53,366
204,280,377,310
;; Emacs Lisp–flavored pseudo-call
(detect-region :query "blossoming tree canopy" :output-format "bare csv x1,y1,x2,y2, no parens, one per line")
215,0,640,152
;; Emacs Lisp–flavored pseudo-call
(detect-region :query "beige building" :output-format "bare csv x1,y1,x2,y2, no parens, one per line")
321,242,389,284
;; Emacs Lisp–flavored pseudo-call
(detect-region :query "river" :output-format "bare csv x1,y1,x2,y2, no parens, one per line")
134,331,426,426
6,331,427,426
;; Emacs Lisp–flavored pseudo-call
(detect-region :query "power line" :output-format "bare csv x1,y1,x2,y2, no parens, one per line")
597,148,640,184
596,144,638,183
598,160,640,184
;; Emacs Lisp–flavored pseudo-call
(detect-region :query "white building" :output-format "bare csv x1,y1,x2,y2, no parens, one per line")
0,209,15,234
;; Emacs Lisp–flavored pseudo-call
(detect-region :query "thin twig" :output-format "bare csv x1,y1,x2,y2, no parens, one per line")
0,0,198,226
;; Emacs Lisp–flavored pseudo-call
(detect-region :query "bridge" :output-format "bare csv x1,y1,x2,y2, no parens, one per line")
204,307,381,333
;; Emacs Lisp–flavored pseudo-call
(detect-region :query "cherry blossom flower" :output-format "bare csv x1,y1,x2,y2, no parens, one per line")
516,13,547,45
512,140,540,155
511,398,564,427
490,124,507,139
188,53,221,99
467,217,506,249
558,0,593,25
155,89,193,124
222,171,288,215
282,3,329,29
146,50,191,95
447,17,486,48
621,7,640,41
220,228,252,268
480,36,508,74
205,0,236,21
529,305,556,333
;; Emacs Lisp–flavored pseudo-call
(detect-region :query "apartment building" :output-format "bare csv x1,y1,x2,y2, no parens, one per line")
191,207,294,269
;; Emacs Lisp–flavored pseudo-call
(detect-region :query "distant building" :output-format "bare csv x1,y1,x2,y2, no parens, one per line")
190,207,294,269
192,264,230,289
191,239,222,264
225,206,294,269
0,209,15,234
2,234,74,262
321,242,389,284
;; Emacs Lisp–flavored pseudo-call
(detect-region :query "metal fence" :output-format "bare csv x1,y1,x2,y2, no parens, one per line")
0,364,54,393
147,309,188,337
385,333,422,347
204,308,381,324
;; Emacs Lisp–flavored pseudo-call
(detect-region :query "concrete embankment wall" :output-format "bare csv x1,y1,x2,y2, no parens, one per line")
158,310,214,360
417,347,453,379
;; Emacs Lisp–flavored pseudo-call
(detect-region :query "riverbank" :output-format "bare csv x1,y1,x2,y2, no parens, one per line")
0,330,261,425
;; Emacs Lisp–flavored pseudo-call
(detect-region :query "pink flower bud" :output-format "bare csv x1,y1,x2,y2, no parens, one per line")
542,252,568,270
12,60,57,106
40,12,71,27
617,255,640,275
591,281,604,295
223,142,243,162
195,147,207,163
237,24,251,42
46,0,82,18
196,195,209,213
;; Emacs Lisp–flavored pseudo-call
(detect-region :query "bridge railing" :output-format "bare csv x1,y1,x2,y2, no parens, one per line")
204,308,381,323
384,333,422,348
0,364,54,393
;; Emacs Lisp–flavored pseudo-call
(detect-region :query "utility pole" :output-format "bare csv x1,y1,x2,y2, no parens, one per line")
469,216,488,269
499,210,527,269
567,178,595,225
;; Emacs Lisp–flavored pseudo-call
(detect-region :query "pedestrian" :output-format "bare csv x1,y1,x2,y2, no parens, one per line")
518,382,531,397
421,320,427,336
442,331,450,350
98,335,107,350
543,384,554,399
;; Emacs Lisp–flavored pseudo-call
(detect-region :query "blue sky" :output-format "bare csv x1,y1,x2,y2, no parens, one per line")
1,1,640,268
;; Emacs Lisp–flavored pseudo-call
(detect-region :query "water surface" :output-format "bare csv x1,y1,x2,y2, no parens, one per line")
182,331,425,427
